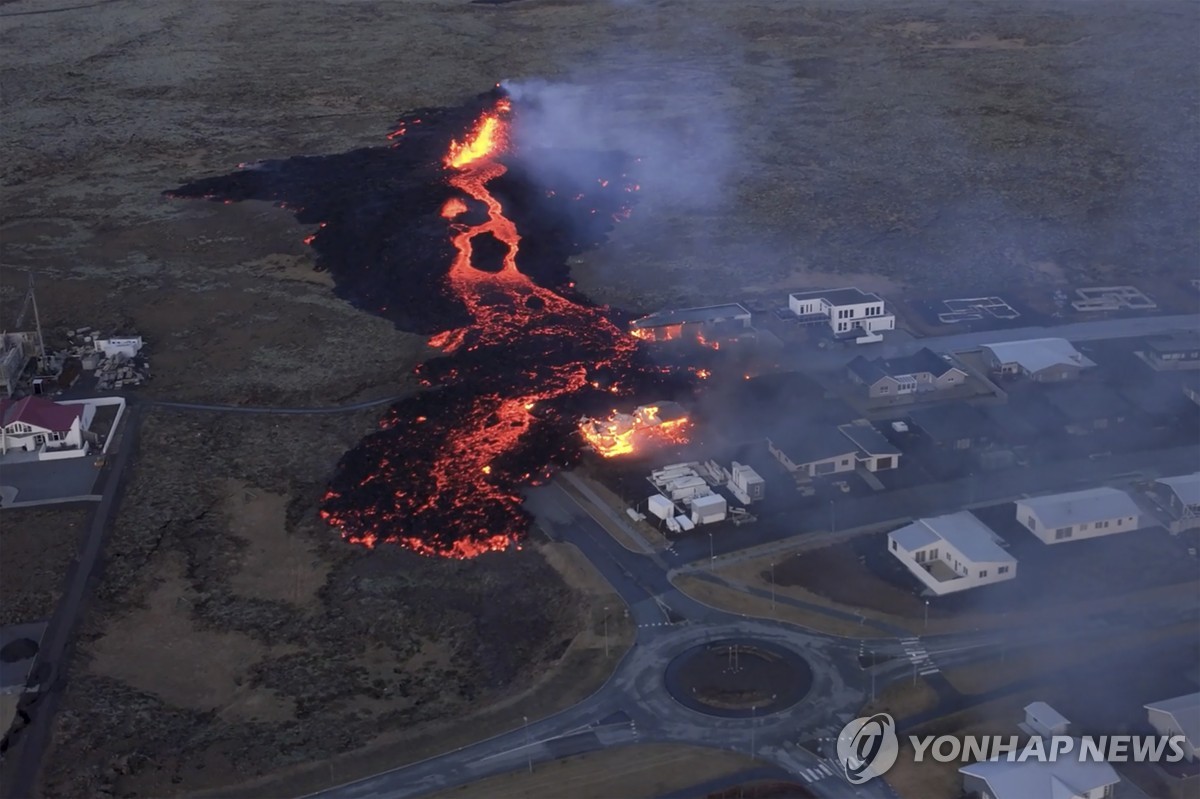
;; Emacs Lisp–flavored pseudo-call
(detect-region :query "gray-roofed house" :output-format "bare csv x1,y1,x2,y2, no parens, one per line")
846,347,969,399
982,338,1096,382
1154,472,1200,533
1145,692,1200,762
959,748,1120,799
767,426,859,479
888,511,1017,595
1022,702,1071,738
1015,487,1143,545
1141,332,1200,371
1040,383,1133,435
908,402,993,450
768,420,902,478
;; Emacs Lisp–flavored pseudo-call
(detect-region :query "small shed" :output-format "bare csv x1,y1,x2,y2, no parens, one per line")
1023,701,1070,737
691,493,728,525
647,494,675,521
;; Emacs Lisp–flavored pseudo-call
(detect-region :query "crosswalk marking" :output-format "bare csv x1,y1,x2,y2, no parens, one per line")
818,763,832,776
637,621,675,628
901,637,941,675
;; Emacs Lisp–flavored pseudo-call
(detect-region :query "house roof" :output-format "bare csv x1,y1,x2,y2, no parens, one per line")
837,423,901,457
909,402,991,442
982,338,1096,375
1018,487,1141,528
768,426,857,466
1157,473,1200,508
1144,692,1200,749
788,287,883,307
890,512,1015,564
848,348,961,385
1146,332,1200,356
960,753,1119,799
0,396,83,433
630,303,750,329
1040,383,1133,422
1025,701,1070,730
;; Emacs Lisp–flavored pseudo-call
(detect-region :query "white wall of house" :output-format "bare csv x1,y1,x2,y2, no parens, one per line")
860,452,899,472
788,294,895,337
1016,505,1142,544
767,441,856,478
889,535,1017,595
1146,709,1199,762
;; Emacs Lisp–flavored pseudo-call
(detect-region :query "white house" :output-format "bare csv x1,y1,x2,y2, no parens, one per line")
1022,702,1071,738
981,338,1096,382
768,421,901,479
1015,487,1143,545
0,395,94,455
888,512,1017,596
1154,473,1200,533
787,287,895,343
1145,692,1200,762
960,751,1120,799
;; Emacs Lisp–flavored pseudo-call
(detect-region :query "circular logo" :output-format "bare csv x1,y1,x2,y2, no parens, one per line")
836,713,899,784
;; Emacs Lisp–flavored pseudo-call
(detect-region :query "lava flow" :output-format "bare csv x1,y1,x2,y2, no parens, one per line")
168,87,696,558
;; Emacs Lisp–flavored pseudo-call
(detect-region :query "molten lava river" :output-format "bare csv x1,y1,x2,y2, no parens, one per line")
169,87,695,559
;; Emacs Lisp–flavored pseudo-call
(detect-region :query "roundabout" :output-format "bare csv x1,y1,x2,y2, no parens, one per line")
664,637,814,718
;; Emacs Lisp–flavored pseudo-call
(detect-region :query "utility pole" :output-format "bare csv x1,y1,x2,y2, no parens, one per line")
603,605,610,658
523,715,532,773
829,499,836,534
870,649,876,701
770,560,776,613
708,532,715,571
924,599,930,631
751,705,757,759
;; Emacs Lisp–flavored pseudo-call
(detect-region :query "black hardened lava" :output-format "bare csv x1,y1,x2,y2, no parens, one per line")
167,87,696,558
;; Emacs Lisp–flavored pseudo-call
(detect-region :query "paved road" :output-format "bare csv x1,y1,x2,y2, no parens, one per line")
0,404,145,799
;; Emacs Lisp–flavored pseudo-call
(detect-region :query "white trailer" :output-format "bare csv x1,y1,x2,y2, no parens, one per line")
647,494,676,521
667,476,709,501
729,462,765,503
691,493,728,525
674,515,696,532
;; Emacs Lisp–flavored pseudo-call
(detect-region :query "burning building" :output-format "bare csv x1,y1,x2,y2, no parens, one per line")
579,401,690,458
629,303,752,345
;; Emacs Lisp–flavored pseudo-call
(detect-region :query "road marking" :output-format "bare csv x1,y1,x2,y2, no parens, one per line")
818,763,832,776
802,769,819,782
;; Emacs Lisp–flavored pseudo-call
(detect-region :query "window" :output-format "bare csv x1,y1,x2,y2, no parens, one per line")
1116,518,1123,527
1026,516,1037,530
1096,520,1109,529
979,570,988,578
840,459,850,466
879,385,889,394
930,548,938,559
915,550,926,563
998,566,1010,574
1078,522,1089,531
1055,527,1073,540
891,540,898,551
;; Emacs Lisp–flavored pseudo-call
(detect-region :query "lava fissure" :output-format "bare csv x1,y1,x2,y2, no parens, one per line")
170,87,695,559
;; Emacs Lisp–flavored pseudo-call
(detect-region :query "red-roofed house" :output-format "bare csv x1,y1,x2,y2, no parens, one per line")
0,396,94,455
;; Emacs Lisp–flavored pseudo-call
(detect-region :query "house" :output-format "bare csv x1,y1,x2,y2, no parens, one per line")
1141,332,1200,371
1040,384,1132,435
1145,692,1200,762
847,348,969,399
1185,378,1200,407
1015,487,1143,545
768,420,901,478
1022,702,1071,738
836,421,901,471
1154,473,1200,532
629,304,751,342
786,287,895,343
888,511,1017,595
981,338,1096,382
0,395,94,455
960,750,1120,799
908,402,993,450
0,334,34,398
768,426,859,478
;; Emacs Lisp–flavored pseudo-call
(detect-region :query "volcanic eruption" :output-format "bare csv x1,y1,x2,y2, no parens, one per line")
168,86,696,559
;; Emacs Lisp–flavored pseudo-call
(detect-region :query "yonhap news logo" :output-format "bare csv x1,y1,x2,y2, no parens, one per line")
836,713,899,784
835,714,1190,784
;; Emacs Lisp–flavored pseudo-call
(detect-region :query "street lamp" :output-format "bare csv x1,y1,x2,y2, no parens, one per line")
709,532,715,571
751,705,757,759
829,499,836,534
870,649,876,701
770,560,776,613
924,599,930,631
523,715,532,773
603,605,610,658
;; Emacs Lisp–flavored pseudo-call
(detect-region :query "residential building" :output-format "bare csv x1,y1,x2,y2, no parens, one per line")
836,421,901,471
888,511,1017,596
0,333,36,398
1154,473,1200,533
981,338,1096,382
1022,702,1071,737
786,287,895,343
960,746,1120,799
1141,332,1200,371
768,420,901,478
1145,692,1200,762
1040,384,1132,435
1185,378,1200,408
908,402,993,450
768,426,858,479
847,348,969,399
1015,487,1143,545
629,304,751,342
0,395,94,455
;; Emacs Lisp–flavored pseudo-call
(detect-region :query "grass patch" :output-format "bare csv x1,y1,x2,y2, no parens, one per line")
861,676,938,720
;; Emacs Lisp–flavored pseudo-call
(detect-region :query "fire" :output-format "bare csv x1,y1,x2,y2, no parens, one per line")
445,99,510,169
695,368,711,380
696,332,720,351
441,197,468,218
579,404,691,458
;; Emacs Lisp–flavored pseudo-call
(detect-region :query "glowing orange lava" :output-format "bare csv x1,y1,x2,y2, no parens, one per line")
578,405,691,458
